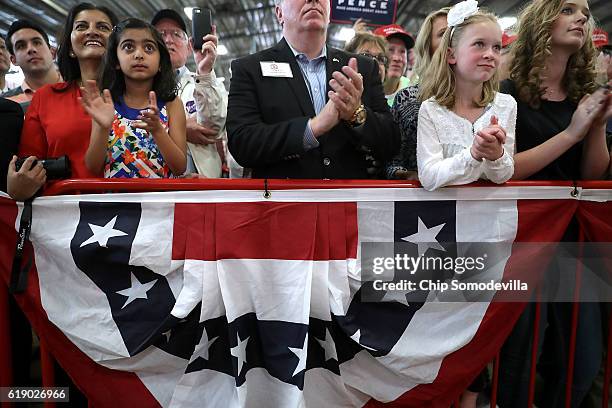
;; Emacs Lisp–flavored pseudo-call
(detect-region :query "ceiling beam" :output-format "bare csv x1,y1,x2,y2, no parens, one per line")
0,2,62,39
221,28,282,42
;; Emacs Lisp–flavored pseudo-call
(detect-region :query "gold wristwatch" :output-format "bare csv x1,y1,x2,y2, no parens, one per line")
347,104,367,127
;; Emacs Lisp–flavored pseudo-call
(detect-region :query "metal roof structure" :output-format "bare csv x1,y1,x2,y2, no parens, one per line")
1,0,611,86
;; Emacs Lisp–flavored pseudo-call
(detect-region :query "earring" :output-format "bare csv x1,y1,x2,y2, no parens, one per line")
69,51,76,58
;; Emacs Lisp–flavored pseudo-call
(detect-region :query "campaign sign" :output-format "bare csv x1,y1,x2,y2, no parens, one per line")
330,0,398,26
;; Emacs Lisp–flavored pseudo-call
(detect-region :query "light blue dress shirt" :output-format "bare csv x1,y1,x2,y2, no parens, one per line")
287,43,327,150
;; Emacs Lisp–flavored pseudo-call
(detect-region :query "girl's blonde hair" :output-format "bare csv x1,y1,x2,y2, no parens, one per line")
509,0,597,109
419,10,501,109
413,7,451,80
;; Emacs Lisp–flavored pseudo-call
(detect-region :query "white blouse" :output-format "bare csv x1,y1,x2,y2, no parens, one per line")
416,92,517,191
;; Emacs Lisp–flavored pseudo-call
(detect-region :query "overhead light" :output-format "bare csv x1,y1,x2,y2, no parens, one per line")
335,27,355,43
498,17,517,31
218,44,229,56
184,7,195,21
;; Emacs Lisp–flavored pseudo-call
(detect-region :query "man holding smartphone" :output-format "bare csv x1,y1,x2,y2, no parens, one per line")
227,0,398,179
151,9,228,177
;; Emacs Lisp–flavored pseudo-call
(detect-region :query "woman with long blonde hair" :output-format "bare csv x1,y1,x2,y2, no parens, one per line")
498,0,611,406
386,7,450,180
506,0,610,181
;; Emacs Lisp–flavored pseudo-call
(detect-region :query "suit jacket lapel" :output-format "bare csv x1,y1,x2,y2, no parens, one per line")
326,48,347,102
272,39,316,117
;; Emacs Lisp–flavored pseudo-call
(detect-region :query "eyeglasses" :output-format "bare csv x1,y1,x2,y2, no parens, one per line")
359,52,389,66
158,29,187,41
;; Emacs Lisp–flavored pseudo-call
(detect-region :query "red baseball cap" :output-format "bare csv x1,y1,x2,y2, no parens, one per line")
373,24,415,50
502,32,517,48
593,28,609,48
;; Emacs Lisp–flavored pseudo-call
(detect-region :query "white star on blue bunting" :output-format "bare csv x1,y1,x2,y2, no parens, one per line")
116,272,158,309
288,333,308,377
80,215,128,248
316,329,337,362
191,327,218,362
231,334,249,376
401,217,446,256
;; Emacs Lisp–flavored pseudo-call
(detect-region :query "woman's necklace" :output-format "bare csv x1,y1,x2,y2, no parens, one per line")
543,86,565,100
545,87,558,96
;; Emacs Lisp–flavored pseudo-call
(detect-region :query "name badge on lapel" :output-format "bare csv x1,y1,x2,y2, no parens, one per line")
261,61,293,78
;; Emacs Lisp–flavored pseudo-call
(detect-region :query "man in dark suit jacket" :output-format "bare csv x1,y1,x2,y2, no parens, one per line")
0,97,23,192
0,97,33,388
227,0,399,179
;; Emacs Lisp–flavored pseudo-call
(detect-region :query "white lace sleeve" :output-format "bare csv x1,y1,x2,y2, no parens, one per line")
483,95,516,183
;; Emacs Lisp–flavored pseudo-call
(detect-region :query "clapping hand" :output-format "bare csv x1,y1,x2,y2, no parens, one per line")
567,85,610,141
135,91,165,136
479,115,506,144
328,57,364,121
309,99,340,137
79,80,115,129
471,115,506,161
592,82,612,127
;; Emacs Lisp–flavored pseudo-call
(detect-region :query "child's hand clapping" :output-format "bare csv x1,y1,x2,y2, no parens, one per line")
471,115,506,161
79,80,115,130
135,91,165,136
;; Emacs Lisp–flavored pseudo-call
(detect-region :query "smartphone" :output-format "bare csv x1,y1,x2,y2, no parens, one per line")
192,8,212,51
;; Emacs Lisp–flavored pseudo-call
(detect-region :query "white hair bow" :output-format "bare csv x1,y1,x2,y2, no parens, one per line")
447,0,479,28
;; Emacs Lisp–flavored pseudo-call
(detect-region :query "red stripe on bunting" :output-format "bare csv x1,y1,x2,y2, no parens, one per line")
366,199,579,407
576,201,612,242
0,197,18,388
0,197,161,408
172,202,359,261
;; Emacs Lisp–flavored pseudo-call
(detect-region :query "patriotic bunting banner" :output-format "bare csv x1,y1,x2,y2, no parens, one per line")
1,185,610,407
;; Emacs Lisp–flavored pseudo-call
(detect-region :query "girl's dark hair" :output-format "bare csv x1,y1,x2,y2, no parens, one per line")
99,18,177,103
56,3,118,85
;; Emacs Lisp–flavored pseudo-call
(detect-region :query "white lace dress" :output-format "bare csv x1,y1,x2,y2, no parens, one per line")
417,92,517,191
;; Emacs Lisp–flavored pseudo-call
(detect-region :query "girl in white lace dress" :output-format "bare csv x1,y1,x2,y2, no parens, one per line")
416,0,516,191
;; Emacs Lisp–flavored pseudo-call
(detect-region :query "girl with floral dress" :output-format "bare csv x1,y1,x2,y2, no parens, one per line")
81,18,186,178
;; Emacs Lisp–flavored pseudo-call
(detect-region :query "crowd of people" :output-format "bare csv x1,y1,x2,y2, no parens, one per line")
1,0,612,406
1,0,611,193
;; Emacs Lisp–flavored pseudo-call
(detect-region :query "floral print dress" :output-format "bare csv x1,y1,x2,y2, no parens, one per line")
105,97,172,178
